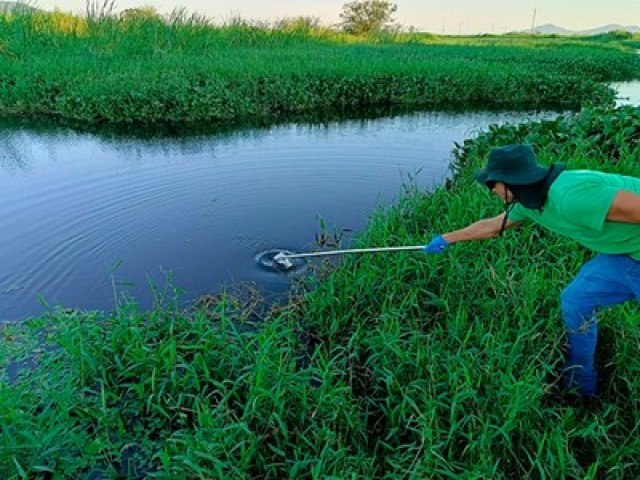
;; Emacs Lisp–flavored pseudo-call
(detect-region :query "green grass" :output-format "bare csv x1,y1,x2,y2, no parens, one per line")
2,105,639,478
0,11,638,126
2,9,640,479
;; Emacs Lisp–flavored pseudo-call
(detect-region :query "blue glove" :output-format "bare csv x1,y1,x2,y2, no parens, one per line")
423,235,449,254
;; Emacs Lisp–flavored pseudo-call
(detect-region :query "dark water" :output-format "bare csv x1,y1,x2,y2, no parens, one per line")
0,109,558,322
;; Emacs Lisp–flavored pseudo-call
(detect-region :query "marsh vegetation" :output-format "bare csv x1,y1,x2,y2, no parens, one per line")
1,6,640,479
0,9,638,126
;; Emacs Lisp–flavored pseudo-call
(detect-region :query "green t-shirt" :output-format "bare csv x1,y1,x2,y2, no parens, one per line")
508,170,640,260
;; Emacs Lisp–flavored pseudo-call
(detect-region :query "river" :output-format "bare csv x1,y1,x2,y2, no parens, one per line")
1,81,638,322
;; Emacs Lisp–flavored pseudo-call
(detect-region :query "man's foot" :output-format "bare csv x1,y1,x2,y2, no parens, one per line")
561,365,597,397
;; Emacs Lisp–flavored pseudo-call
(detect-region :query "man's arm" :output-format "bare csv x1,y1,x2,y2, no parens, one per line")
606,190,640,224
442,213,519,244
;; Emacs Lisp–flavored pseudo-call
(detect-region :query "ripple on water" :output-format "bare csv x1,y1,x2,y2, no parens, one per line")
255,249,308,274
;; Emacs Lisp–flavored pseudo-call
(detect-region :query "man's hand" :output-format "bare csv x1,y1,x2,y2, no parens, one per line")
423,235,449,253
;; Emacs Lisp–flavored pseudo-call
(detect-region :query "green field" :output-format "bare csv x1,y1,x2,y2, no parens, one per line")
2,9,640,480
0,11,638,126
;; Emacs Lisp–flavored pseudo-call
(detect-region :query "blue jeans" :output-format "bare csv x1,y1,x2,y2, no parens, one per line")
560,254,640,396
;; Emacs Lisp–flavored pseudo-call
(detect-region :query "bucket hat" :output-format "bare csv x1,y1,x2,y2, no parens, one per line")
474,144,550,186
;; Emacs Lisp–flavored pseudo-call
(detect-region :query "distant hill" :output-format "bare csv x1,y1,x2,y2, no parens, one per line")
533,23,640,35
578,24,640,35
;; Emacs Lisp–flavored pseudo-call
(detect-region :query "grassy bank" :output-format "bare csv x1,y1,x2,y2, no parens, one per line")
2,104,639,478
0,11,639,126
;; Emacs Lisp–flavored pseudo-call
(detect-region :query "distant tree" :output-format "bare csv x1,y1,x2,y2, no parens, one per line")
120,6,160,22
275,16,321,33
339,0,398,35
605,29,633,40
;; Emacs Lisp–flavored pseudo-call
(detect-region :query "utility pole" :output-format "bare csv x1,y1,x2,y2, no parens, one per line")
531,8,537,33
530,0,538,34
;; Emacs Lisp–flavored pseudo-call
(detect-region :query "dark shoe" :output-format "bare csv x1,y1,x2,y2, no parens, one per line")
561,365,597,397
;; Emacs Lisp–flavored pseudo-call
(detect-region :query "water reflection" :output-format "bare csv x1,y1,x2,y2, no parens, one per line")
612,80,640,106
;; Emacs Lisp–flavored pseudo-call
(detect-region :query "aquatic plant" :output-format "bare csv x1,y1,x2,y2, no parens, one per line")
0,11,637,126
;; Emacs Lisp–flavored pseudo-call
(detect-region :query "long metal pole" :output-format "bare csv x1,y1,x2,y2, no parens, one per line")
277,245,425,260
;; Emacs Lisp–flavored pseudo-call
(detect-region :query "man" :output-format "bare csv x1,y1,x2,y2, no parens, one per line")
423,144,640,397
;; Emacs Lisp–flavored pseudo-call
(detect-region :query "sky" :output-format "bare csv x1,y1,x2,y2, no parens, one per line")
30,0,640,35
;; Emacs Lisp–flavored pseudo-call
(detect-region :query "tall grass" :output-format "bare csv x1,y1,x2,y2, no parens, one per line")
2,104,639,478
2,7,640,479
0,10,638,125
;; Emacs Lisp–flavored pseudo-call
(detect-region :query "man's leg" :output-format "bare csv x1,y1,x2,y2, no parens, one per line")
560,255,635,396
627,257,640,299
